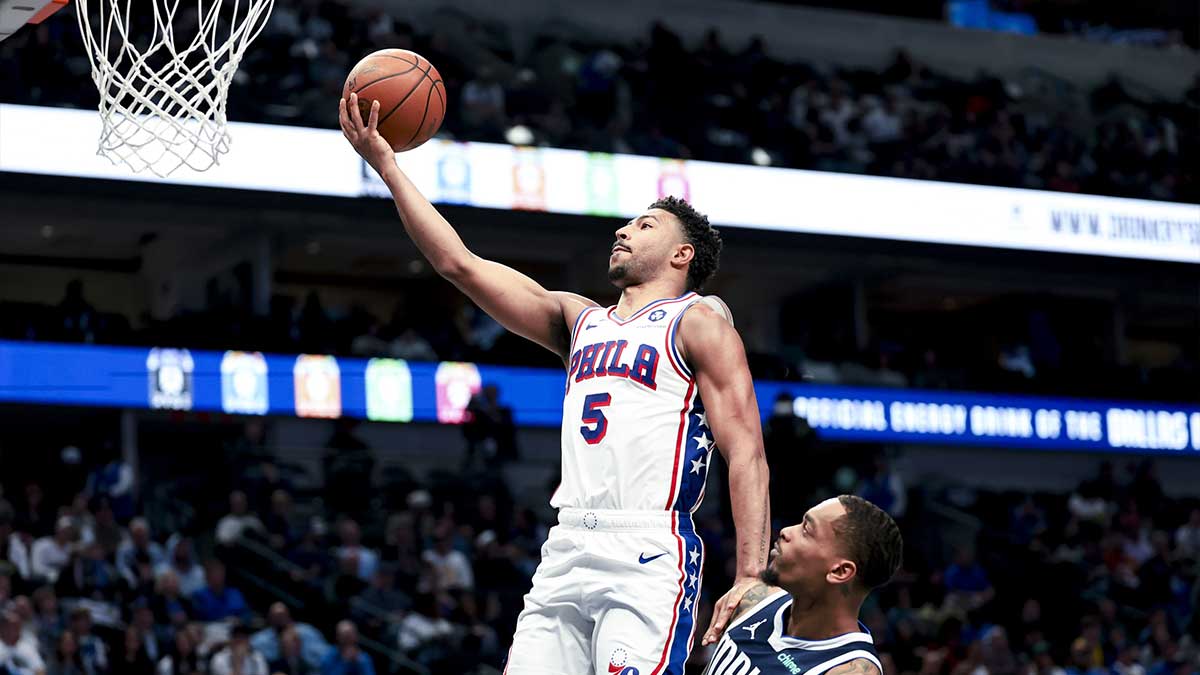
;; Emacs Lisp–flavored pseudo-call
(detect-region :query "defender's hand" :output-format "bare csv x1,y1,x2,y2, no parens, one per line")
702,576,759,645
339,92,396,175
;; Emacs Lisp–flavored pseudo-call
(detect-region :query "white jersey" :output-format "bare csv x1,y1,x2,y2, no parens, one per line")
552,292,715,512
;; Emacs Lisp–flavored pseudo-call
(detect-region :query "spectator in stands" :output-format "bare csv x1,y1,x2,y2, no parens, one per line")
127,601,164,665
86,499,121,561
149,569,190,629
49,630,85,675
215,490,265,546
29,518,77,585
1011,496,1048,546
0,501,31,583
29,587,61,653
210,624,268,675
460,66,508,142
1175,508,1200,560
350,320,390,358
58,495,96,549
0,609,44,675
856,453,907,519
60,540,120,601
155,538,204,596
319,621,374,675
388,326,437,362
117,626,155,675
350,564,410,641
14,483,53,540
397,593,454,668
115,518,164,589
268,627,316,675
189,560,250,623
263,490,300,553
462,384,519,468
250,602,328,670
85,449,134,522
67,608,107,675
422,526,474,594
944,547,995,610
155,628,201,675
334,519,378,583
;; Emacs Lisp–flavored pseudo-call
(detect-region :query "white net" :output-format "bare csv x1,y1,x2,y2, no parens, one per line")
74,0,274,177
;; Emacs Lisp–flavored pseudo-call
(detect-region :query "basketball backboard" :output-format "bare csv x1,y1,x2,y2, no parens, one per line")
0,0,67,42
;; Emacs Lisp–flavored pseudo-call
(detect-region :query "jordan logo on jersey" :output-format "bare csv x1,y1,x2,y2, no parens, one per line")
742,619,767,640
568,340,659,390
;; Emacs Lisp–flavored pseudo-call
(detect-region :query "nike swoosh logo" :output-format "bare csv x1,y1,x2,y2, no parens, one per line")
585,324,598,330
638,552,667,564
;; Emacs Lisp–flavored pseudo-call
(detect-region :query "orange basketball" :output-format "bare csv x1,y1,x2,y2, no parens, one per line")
343,49,446,152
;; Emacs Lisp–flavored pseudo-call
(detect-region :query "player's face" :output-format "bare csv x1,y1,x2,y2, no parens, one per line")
608,209,687,288
762,498,849,597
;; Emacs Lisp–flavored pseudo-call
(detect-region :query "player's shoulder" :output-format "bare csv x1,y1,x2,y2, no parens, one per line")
822,658,882,675
554,292,602,325
679,294,735,334
730,581,785,623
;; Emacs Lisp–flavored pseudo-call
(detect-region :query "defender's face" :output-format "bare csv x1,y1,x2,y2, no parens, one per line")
764,498,848,595
608,209,685,288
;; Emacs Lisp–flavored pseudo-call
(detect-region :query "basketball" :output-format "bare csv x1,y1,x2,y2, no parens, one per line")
343,49,446,152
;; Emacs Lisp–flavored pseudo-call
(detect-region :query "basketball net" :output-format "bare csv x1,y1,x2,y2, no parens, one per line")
74,0,273,177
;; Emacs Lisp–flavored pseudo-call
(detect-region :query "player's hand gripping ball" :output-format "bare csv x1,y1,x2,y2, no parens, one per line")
342,49,446,152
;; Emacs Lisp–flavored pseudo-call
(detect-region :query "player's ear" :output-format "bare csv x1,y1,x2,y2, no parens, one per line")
673,242,695,267
827,558,857,587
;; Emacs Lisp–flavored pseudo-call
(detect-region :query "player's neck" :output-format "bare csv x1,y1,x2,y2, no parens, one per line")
615,281,689,318
785,595,862,641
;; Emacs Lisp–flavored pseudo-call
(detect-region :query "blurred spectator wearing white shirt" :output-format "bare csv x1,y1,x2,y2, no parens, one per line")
30,518,77,584
0,610,44,675
215,491,265,546
0,502,31,581
1175,509,1200,560
421,529,473,593
210,625,268,675
116,517,165,587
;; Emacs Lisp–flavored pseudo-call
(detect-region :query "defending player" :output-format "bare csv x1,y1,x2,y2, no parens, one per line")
340,93,769,675
702,496,903,675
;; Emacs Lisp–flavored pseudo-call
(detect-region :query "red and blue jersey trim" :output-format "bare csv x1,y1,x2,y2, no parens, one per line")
606,291,697,326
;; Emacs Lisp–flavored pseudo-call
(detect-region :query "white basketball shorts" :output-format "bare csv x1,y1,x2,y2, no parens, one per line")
502,508,706,675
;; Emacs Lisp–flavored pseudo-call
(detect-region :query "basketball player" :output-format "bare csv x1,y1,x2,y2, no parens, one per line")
340,93,770,675
702,495,903,675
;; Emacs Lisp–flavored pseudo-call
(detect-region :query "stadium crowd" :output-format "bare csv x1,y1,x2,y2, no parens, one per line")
1,410,1198,675
0,2,1196,204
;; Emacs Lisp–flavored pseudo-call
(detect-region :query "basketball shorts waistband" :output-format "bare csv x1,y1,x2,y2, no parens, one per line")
556,508,689,531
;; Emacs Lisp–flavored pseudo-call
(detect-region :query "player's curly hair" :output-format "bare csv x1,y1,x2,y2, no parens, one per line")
834,495,904,592
649,196,722,291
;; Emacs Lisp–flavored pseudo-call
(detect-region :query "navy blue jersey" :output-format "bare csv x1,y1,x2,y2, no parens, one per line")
703,589,881,675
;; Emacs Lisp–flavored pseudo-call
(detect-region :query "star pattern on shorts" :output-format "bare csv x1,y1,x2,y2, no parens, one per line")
696,411,709,428
689,547,701,566
688,570,698,588
689,457,706,475
692,432,713,451
683,594,693,612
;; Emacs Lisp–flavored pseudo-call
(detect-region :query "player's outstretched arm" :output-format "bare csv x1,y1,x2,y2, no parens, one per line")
339,94,595,357
677,305,771,646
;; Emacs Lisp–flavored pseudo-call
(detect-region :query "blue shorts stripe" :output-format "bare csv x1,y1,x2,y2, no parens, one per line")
664,517,703,674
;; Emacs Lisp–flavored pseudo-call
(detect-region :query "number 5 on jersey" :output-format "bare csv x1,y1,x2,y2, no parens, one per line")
580,393,612,444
